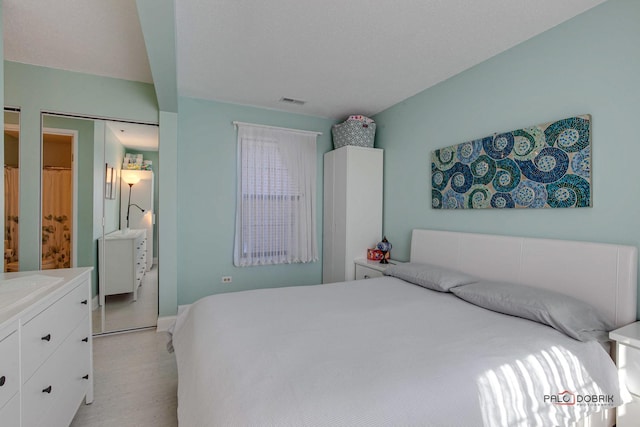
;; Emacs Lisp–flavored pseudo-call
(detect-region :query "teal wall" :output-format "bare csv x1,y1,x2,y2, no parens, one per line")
158,111,177,316
176,97,334,305
373,0,640,318
4,61,159,298
5,62,158,122
6,0,638,320
124,149,159,258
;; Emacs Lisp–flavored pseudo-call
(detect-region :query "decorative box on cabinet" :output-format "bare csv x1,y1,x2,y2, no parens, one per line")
323,146,383,284
99,229,147,303
610,322,640,426
120,170,154,271
0,268,93,427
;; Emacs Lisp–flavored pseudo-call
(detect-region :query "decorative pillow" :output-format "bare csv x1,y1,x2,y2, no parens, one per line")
451,281,614,342
383,262,478,292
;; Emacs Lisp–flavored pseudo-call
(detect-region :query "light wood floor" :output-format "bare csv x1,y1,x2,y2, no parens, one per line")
70,329,178,427
93,266,159,334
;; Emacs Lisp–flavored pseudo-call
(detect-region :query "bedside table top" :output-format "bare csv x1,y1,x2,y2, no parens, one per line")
610,321,640,348
354,258,401,273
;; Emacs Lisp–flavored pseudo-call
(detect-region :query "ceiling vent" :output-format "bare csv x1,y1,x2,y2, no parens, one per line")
279,97,306,106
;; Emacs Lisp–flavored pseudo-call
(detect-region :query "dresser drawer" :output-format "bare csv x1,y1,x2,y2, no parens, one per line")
0,330,19,410
619,343,640,397
136,235,146,255
355,264,384,280
0,393,20,426
21,280,90,381
22,315,92,427
137,254,146,273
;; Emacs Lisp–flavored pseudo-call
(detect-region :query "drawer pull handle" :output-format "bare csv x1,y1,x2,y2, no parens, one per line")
81,299,88,305
82,337,89,343
42,385,52,394
41,334,51,342
0,375,5,386
82,374,89,380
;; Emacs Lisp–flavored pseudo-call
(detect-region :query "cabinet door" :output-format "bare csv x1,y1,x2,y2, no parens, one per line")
323,147,383,284
343,148,382,281
323,150,347,284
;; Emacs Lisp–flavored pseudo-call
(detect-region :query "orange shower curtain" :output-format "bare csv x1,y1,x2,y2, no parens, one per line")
42,168,72,269
4,166,19,271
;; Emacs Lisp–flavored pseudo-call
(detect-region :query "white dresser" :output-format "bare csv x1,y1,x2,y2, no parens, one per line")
99,229,147,302
323,146,383,283
0,268,93,427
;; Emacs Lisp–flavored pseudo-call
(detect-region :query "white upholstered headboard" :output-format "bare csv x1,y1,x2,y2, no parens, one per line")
410,229,638,328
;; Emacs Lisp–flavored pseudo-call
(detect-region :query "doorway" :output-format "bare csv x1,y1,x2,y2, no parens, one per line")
41,130,76,270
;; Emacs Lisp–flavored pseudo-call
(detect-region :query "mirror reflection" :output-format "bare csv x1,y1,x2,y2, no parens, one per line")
4,110,20,272
98,121,159,334
39,114,159,334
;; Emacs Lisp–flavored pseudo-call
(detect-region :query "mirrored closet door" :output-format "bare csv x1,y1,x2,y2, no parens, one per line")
97,120,159,334
40,114,159,334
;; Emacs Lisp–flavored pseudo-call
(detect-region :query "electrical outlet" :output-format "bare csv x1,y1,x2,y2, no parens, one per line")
221,276,232,284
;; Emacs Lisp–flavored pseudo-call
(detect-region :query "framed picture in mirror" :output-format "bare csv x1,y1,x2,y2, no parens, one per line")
105,164,116,199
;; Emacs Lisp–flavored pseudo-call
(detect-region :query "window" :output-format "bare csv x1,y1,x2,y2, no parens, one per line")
234,124,318,266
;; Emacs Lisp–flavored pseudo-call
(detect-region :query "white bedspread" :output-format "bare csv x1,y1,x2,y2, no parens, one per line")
172,277,622,427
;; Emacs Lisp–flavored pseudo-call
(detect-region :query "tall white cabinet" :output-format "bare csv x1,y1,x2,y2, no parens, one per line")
323,146,383,283
120,170,154,271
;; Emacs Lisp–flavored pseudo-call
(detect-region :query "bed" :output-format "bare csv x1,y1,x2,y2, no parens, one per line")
172,229,638,426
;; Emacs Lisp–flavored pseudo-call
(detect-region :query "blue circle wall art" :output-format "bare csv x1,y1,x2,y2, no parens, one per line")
431,115,592,209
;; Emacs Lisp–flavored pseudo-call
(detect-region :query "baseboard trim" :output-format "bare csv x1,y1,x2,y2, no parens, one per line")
157,305,192,332
156,315,177,332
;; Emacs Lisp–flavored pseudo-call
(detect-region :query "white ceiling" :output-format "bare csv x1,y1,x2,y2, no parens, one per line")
3,0,152,83
106,121,159,152
4,0,607,120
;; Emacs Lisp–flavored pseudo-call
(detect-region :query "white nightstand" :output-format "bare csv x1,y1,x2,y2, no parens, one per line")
354,258,399,280
610,322,640,426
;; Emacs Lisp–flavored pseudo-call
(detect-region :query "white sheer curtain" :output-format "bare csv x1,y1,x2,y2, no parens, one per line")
234,124,318,266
